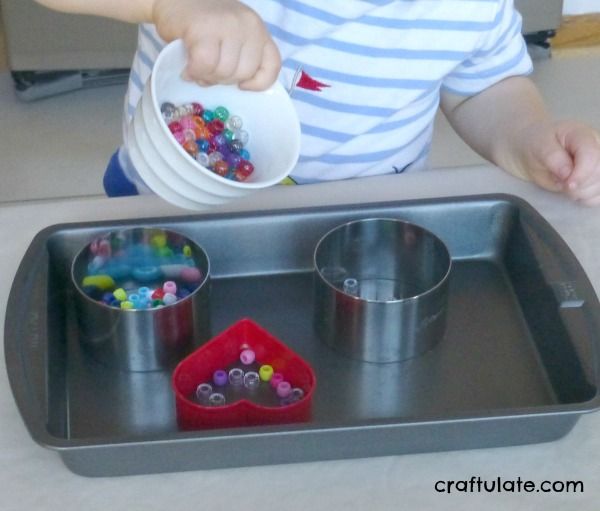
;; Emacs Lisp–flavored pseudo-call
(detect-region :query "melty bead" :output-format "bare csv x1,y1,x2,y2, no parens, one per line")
213,369,228,386
259,364,274,382
165,101,254,183
240,349,256,365
163,280,177,295
270,372,284,389
162,292,177,306
196,382,213,402
214,106,229,121
228,368,244,386
276,381,292,398
243,371,260,389
225,115,243,130
209,393,226,406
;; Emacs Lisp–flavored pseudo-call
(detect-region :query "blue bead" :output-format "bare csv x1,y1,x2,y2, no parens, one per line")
197,139,210,152
132,265,162,282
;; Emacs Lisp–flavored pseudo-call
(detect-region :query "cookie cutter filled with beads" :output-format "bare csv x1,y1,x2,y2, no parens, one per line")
126,39,301,210
71,227,211,372
172,318,316,429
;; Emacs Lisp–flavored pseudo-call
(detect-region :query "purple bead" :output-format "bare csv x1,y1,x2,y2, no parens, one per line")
213,369,228,386
226,153,242,167
213,133,227,148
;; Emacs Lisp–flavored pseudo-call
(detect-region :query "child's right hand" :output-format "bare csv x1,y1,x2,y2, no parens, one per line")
152,0,281,90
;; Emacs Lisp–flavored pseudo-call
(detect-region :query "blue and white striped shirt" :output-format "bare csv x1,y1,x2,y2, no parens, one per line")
124,0,532,184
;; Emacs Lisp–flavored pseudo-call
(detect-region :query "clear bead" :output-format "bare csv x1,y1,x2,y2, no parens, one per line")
228,368,244,386
232,129,249,145
208,151,224,166
225,115,243,130
195,383,212,402
196,152,210,167
243,371,260,389
208,392,226,406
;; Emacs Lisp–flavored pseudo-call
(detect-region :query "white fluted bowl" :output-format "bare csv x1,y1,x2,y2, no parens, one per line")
127,39,301,210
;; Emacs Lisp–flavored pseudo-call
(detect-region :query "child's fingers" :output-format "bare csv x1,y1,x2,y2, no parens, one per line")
184,37,221,82
561,126,600,189
203,38,243,84
238,42,281,91
570,181,600,206
232,40,268,84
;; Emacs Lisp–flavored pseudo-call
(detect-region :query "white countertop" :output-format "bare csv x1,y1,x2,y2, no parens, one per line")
1,166,600,510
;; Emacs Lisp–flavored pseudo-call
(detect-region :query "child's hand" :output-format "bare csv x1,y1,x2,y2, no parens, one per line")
505,120,600,206
152,0,281,90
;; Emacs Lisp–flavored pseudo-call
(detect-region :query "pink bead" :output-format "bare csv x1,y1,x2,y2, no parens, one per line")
240,349,255,365
168,121,183,134
163,280,177,295
97,239,111,258
276,381,292,398
173,131,186,144
179,116,195,130
270,372,284,389
181,266,202,283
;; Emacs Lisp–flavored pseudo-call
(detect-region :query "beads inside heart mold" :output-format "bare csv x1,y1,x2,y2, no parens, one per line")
161,101,255,182
192,347,307,408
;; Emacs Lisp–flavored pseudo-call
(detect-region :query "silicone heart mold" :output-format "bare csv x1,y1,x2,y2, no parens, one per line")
172,318,316,429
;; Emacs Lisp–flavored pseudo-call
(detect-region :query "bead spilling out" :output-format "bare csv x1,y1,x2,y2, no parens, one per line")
193,347,306,408
161,101,255,182
80,229,204,310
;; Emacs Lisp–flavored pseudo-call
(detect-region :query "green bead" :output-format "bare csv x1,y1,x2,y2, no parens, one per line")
113,288,127,301
224,129,234,142
214,106,229,121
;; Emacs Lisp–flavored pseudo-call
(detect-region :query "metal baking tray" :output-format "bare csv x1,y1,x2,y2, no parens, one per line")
5,194,600,476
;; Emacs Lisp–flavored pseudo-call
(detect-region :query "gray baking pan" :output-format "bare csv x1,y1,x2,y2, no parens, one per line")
5,194,600,477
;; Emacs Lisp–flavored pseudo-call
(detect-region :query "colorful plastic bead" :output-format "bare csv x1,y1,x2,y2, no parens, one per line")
191,102,204,116
113,288,127,301
208,393,226,406
162,292,177,306
240,349,256,365
243,371,260,389
82,274,115,291
120,301,134,310
196,382,212,402
276,381,292,398
181,267,202,283
196,152,210,167
213,369,228,386
214,106,229,121
270,372,284,389
259,364,274,382
213,160,229,176
228,368,244,386
225,115,243,130
132,266,161,282
163,281,177,295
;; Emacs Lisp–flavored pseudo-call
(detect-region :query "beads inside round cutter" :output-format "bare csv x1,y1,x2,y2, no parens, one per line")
76,228,207,310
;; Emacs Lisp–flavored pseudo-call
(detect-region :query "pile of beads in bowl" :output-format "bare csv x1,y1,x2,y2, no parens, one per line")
194,346,306,408
161,101,255,182
80,230,204,310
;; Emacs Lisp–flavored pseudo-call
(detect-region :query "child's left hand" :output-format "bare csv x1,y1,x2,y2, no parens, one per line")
506,119,600,206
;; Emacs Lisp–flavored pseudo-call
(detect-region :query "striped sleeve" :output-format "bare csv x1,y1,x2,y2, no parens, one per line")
441,0,532,96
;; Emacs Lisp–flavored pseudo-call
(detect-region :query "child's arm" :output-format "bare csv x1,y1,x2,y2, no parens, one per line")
34,0,281,90
441,76,600,206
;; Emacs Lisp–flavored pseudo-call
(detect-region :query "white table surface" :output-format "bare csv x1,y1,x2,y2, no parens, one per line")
1,165,600,510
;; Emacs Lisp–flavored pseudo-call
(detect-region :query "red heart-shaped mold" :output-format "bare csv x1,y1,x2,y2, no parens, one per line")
172,318,316,429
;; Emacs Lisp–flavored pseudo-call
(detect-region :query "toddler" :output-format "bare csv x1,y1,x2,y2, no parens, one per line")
35,0,600,205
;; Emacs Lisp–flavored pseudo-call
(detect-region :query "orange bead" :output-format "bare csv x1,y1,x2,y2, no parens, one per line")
183,140,199,156
213,160,229,176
